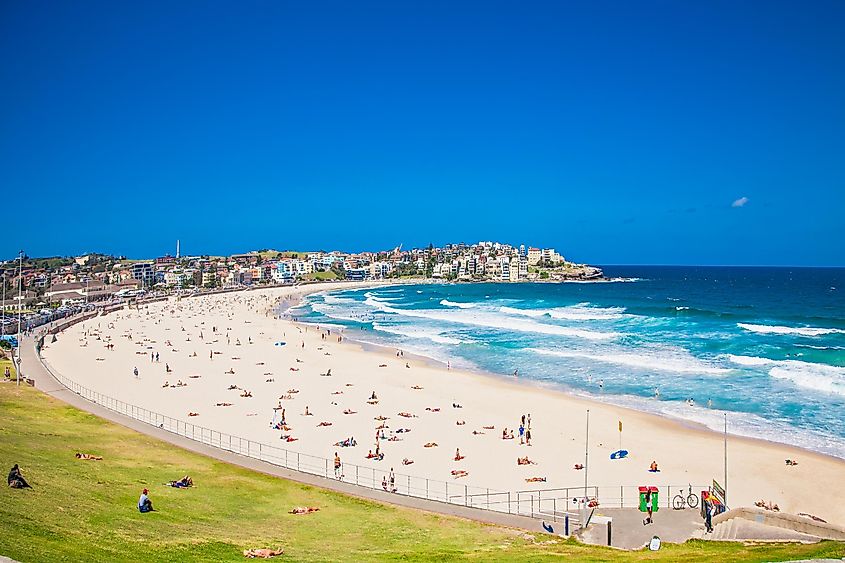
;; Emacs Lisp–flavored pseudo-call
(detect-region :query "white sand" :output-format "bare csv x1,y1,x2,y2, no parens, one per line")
41,283,845,525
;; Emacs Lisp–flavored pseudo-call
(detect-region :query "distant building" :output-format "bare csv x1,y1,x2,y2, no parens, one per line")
131,262,155,286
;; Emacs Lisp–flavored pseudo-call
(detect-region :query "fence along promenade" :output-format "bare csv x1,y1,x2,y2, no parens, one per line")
34,302,706,533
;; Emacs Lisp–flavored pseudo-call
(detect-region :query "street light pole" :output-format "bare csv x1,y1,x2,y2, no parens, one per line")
584,409,590,502
17,250,23,386
724,413,728,507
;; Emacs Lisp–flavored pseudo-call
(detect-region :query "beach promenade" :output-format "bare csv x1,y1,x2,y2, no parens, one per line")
33,283,845,528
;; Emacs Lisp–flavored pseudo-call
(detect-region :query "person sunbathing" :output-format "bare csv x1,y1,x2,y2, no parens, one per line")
454,448,465,461
168,475,193,488
225,368,235,374
398,412,415,418
287,389,299,394
649,461,660,472
289,506,319,515
281,435,298,442
374,415,388,421
517,457,535,465
387,436,402,442
367,399,379,405
425,407,440,412
343,409,357,415
472,430,485,435
265,378,274,383
525,477,547,483
411,385,423,390
452,403,463,408
402,458,414,465
450,470,468,478
162,381,169,388
378,364,387,368
317,421,332,427
456,421,466,425
366,450,376,459
216,402,232,407
332,391,343,395
785,459,798,466
424,442,438,448
243,547,284,558
75,453,103,460
502,429,515,440
228,385,238,390
483,425,494,430
188,412,199,417
240,391,252,397
189,374,201,378
573,464,584,470
289,367,300,372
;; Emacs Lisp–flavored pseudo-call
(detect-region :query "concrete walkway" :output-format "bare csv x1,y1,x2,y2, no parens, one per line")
578,507,705,549
19,335,555,536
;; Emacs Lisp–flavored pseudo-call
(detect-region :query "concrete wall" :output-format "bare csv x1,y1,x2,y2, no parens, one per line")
712,506,845,540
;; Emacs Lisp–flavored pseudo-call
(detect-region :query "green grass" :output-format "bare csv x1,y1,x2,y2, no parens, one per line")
303,271,338,281
1,384,843,562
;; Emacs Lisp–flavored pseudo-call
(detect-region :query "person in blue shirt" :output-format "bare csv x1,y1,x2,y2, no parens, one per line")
138,488,153,513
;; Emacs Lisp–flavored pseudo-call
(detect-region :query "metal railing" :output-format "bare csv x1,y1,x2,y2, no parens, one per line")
34,303,708,535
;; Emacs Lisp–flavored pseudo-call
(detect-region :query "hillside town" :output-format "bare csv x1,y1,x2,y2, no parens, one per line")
0,242,602,323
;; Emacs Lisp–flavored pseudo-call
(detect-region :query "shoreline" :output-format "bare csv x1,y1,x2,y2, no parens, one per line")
40,282,845,525
288,283,844,466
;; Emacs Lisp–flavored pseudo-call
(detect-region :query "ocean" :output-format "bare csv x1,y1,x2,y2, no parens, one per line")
289,267,845,459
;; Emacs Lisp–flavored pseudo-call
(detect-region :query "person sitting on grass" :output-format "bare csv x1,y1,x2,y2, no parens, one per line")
7,464,31,489
75,453,103,460
138,488,154,513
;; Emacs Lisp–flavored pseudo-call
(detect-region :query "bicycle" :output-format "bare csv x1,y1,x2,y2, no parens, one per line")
672,484,699,510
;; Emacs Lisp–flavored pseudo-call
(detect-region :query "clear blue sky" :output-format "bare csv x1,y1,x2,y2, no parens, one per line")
2,1,844,266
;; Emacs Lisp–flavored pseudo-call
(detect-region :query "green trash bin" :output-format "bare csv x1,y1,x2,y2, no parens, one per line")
638,486,659,512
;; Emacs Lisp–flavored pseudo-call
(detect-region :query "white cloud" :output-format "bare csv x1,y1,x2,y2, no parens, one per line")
732,196,749,208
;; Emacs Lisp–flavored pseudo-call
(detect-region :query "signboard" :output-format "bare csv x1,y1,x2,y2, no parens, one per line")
711,479,726,504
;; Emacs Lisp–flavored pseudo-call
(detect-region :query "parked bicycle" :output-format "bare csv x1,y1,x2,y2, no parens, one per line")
672,484,699,510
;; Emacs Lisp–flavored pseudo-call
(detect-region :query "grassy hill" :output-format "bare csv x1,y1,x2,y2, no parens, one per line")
1,383,842,562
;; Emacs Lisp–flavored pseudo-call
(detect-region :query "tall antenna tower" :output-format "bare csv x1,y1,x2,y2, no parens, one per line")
176,240,180,259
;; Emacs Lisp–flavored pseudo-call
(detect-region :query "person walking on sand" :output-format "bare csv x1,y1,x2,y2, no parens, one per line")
133,367,139,379
334,452,342,478
526,428,532,446
519,423,525,444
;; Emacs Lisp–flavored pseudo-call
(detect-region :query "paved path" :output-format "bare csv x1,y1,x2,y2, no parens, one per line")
20,335,554,536
578,507,705,550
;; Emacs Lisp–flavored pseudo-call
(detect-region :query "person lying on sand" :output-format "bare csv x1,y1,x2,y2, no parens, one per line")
456,421,466,426
265,378,274,382
398,412,415,418
402,458,413,465
216,402,233,407
162,381,169,388
343,409,357,415
573,464,584,470
287,389,299,394
785,459,798,466
280,435,298,442
332,391,343,395
289,367,300,372
189,374,201,378
378,364,387,368
517,457,536,465
367,399,379,405
289,506,319,515
228,385,239,390
425,407,440,412
240,391,252,398
243,547,284,559
188,412,199,417
424,442,438,448
225,369,235,374
454,449,465,461
451,470,468,478
317,421,333,427
411,385,423,390
525,477,547,483
396,428,410,433
75,453,103,460
472,430,485,435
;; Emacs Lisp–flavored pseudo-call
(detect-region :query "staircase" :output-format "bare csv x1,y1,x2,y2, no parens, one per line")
707,507,845,543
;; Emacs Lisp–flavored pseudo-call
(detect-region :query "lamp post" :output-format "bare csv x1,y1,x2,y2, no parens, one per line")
584,409,590,502
724,413,728,507
17,250,23,386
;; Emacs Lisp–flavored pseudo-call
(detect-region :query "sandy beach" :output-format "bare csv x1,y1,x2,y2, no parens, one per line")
40,282,845,525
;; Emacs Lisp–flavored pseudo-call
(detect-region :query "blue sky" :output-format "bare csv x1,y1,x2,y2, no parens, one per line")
2,1,844,266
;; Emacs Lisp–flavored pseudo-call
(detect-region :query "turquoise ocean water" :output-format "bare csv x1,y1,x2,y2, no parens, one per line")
291,267,845,458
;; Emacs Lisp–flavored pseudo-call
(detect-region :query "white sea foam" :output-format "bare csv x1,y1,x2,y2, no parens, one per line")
367,302,619,340
440,299,478,309
500,304,626,321
323,294,356,305
372,322,467,345
728,355,845,397
531,348,729,374
737,323,845,337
